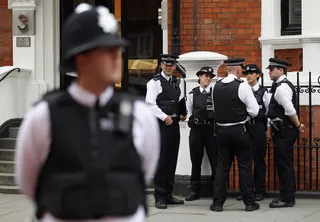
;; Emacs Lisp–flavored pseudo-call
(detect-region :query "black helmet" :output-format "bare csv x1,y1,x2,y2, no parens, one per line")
60,3,128,73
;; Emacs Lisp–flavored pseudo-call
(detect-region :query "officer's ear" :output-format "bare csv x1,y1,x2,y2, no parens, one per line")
256,73,261,81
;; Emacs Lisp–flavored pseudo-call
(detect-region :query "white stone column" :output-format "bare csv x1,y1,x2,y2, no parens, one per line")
176,51,227,177
261,0,281,38
8,0,58,111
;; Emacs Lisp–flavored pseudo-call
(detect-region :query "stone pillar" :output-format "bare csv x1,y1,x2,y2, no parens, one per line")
174,51,227,196
8,0,58,112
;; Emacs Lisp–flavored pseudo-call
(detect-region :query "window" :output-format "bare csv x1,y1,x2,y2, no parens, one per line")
281,0,302,36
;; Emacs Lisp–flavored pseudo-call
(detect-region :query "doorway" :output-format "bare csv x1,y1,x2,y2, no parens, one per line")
59,0,163,94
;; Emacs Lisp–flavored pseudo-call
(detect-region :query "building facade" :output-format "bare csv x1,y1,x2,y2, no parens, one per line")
0,0,319,195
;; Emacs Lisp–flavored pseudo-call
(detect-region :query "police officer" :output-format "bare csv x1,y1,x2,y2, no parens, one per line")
15,4,160,221
145,54,187,209
185,66,217,201
210,58,260,212
267,58,305,208
236,64,271,201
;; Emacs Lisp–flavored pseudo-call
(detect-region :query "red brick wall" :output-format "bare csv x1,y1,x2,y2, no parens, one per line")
275,48,303,72
168,0,261,77
0,0,12,66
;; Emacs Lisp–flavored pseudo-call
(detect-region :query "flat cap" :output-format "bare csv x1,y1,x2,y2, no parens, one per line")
160,54,179,65
196,66,215,77
243,64,261,74
266,58,290,69
224,58,245,67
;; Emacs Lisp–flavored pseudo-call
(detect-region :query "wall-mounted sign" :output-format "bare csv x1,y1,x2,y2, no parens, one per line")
16,37,31,47
12,10,35,35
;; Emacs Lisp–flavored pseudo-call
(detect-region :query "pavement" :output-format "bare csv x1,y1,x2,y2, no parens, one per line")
0,194,320,222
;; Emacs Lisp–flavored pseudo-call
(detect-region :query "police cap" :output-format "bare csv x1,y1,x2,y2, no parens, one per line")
266,58,290,69
196,66,215,77
243,64,261,74
60,3,128,72
160,54,179,66
224,58,245,67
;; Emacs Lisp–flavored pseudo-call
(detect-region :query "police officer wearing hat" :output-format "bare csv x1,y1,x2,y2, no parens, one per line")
267,58,305,208
145,54,187,209
15,3,160,221
210,58,260,212
185,66,217,201
236,64,271,201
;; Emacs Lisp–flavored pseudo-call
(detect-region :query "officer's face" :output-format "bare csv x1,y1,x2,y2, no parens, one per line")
245,72,259,84
161,63,176,75
79,47,122,83
199,74,213,87
268,66,282,81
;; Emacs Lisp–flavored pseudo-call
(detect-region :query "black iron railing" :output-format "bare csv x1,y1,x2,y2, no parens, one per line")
228,72,320,194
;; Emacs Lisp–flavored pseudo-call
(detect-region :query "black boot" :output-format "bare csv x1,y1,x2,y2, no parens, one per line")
155,199,167,209
269,199,295,208
236,194,243,201
185,192,200,201
255,193,265,201
245,203,260,211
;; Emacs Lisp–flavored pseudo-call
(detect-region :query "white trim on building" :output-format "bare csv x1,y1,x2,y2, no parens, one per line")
259,0,320,86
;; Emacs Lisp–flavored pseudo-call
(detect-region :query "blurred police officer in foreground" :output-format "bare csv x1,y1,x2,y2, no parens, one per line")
267,58,305,208
210,58,260,212
236,64,271,201
185,66,217,201
145,54,187,209
15,4,160,222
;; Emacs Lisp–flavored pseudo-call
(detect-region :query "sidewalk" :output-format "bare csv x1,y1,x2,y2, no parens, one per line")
0,194,320,221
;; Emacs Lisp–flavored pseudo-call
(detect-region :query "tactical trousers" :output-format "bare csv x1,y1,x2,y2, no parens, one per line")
188,124,217,193
154,120,180,201
272,125,298,202
213,124,255,206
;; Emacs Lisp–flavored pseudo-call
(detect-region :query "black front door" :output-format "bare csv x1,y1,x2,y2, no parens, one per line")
59,0,114,89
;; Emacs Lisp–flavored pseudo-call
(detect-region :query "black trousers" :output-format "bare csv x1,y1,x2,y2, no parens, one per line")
213,124,255,206
188,124,217,193
239,120,267,194
154,121,180,201
272,125,298,202
253,119,267,194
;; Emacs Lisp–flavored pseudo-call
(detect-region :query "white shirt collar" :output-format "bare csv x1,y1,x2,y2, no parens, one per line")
227,74,238,79
199,85,211,93
276,75,286,83
251,82,260,91
67,82,114,108
161,71,172,81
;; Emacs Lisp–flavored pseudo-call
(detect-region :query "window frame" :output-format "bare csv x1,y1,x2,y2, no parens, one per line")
281,0,302,36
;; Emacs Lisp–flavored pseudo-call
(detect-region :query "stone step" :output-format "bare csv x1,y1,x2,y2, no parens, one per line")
0,149,15,161
9,127,19,138
0,161,15,173
0,185,21,194
0,138,16,150
0,173,15,186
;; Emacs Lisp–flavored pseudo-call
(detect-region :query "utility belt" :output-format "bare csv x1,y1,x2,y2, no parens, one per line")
188,118,214,127
217,120,253,136
188,117,217,136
